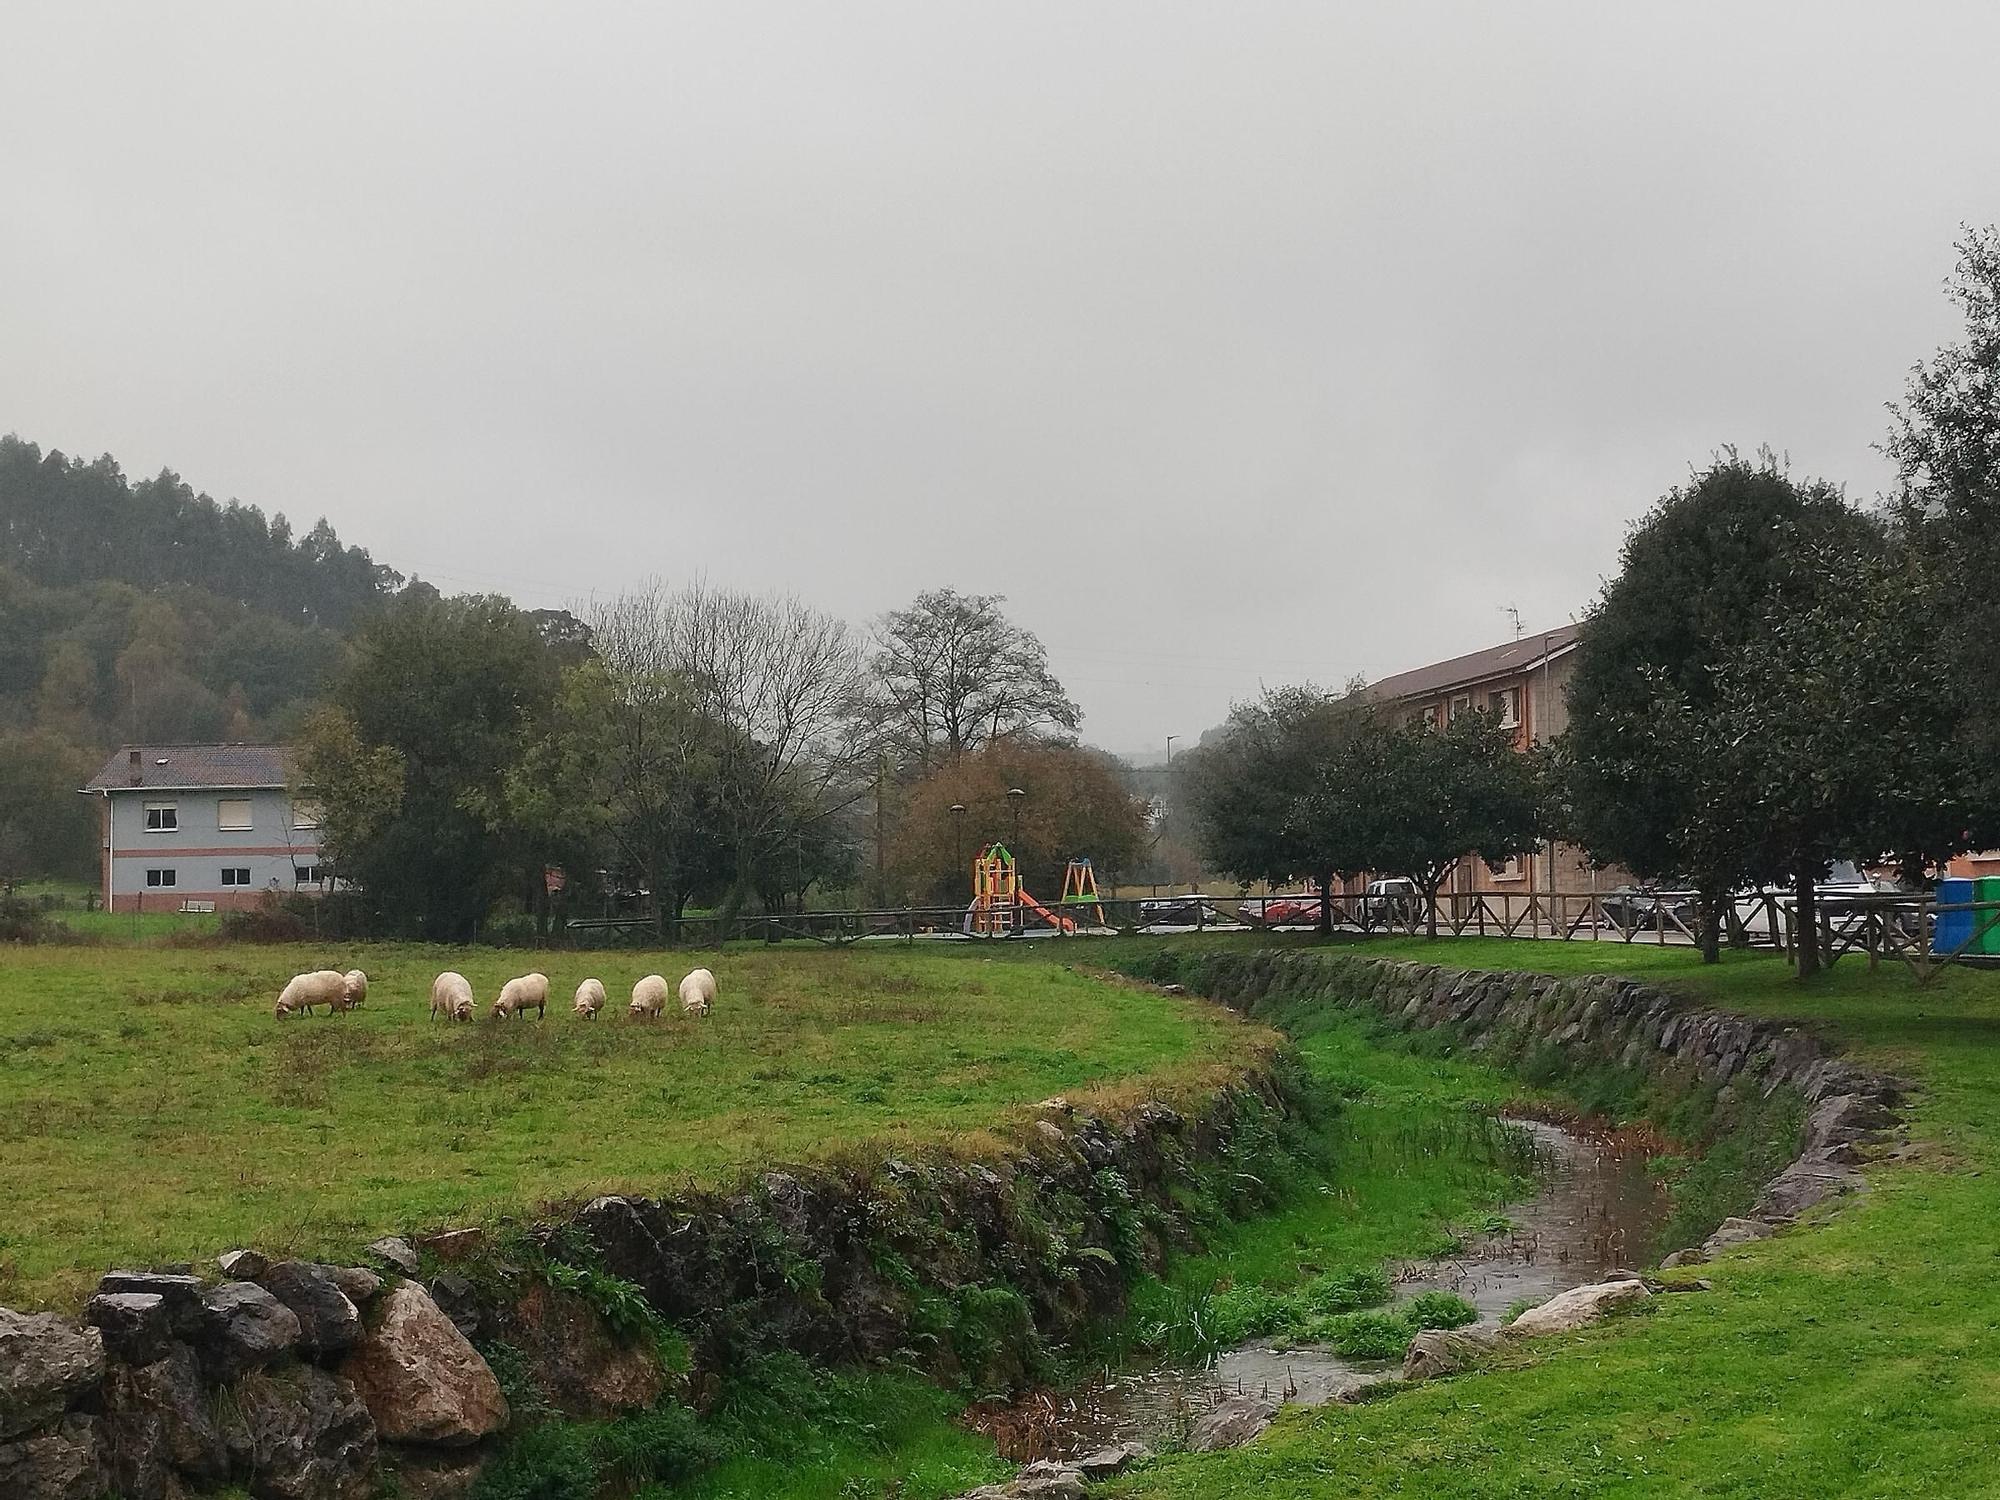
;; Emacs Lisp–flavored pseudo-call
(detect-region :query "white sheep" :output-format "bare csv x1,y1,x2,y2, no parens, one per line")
430,971,475,1023
275,969,349,1019
572,978,606,1019
629,974,668,1020
678,967,717,1017
491,972,550,1020
342,970,369,1010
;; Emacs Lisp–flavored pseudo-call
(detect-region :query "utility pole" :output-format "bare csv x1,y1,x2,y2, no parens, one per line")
874,752,888,905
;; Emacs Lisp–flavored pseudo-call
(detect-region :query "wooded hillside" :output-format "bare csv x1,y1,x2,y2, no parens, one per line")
0,435,402,880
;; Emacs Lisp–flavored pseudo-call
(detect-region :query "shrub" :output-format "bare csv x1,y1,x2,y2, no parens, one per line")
0,893,56,944
1403,1290,1480,1330
218,891,311,943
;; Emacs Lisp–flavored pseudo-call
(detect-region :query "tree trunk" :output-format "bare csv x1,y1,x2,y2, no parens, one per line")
1795,864,1821,978
1421,875,1441,940
1316,871,1335,936
1698,887,1722,965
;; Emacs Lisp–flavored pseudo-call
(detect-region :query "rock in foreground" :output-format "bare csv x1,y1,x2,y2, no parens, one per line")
339,1284,507,1447
1503,1278,1650,1339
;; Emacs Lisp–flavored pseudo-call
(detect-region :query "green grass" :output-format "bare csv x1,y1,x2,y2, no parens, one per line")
1127,1007,1542,1364
656,1358,1009,1500
0,943,1264,1307
1089,935,2000,1498
4,878,221,940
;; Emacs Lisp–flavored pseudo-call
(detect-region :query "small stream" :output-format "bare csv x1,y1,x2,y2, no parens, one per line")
968,1118,1671,1462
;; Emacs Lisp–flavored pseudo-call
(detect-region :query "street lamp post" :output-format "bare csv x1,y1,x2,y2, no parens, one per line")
949,803,967,892
1006,787,1026,933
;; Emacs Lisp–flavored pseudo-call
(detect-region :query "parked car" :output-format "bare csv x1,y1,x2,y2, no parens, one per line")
1253,894,1324,927
1595,886,1695,932
1361,878,1420,925
1137,896,1233,928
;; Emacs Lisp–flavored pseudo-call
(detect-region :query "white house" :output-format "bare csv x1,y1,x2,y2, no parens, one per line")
81,744,327,912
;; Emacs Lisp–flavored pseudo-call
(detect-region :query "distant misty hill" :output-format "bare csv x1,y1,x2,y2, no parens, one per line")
0,434,403,753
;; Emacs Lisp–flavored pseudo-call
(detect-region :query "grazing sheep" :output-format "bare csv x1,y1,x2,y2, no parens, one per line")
491,972,550,1020
678,968,717,1017
275,969,349,1019
430,971,475,1023
572,978,606,1020
629,973,668,1020
342,970,369,1010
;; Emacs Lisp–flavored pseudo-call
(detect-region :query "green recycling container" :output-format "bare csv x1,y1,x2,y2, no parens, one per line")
1977,876,2000,955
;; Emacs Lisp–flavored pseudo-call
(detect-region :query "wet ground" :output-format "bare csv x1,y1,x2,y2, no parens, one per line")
968,1118,1672,1462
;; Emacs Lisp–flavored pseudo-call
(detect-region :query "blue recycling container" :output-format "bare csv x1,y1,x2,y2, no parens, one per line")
1934,876,1975,955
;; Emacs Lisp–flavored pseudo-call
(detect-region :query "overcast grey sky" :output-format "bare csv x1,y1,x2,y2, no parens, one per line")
4,3,1994,754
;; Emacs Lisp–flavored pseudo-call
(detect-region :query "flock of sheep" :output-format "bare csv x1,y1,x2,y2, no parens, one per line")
272,966,718,1022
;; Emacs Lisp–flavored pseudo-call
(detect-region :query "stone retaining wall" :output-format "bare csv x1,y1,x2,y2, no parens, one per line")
1132,948,1909,1258
0,1065,1303,1500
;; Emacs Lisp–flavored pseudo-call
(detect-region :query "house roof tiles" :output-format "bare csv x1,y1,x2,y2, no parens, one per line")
83,744,295,792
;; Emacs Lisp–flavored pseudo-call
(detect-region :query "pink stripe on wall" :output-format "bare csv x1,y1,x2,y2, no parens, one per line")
113,846,312,859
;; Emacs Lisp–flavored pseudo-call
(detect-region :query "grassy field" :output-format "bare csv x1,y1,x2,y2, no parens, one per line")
0,943,1266,1308
1092,935,2000,1499
5,878,222,940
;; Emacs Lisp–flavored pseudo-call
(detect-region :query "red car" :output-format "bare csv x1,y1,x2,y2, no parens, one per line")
1254,895,1323,927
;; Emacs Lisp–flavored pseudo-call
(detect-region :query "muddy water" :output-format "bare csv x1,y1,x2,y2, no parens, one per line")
969,1118,1671,1462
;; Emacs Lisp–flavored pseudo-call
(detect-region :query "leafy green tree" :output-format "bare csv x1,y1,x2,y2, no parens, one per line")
1562,453,1879,967
1889,225,2000,763
0,730,99,885
1183,685,1359,934
516,658,740,939
299,593,560,940
291,705,405,889
1300,712,1548,940
1693,537,1988,967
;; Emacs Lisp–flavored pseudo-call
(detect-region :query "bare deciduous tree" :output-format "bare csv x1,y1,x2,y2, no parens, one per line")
870,589,1080,771
591,579,872,922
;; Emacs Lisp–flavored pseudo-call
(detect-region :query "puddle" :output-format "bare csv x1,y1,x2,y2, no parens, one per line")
966,1117,1672,1462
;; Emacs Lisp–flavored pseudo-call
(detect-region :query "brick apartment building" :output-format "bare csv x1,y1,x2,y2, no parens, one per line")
1362,623,1622,900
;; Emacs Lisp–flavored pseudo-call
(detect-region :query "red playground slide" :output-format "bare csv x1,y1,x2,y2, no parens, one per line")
1016,889,1077,934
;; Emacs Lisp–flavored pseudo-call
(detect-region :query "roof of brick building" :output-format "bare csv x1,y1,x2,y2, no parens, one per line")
1367,622,1582,702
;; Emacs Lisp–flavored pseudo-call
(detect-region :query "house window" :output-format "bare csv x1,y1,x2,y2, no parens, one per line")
220,867,252,886
144,802,178,832
294,865,322,884
217,798,253,832
1420,704,1441,729
291,799,322,830
145,868,177,888
1448,694,1472,722
1494,854,1524,881
1489,687,1521,730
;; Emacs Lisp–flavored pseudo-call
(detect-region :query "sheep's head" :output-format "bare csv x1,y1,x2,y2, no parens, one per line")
452,997,474,1022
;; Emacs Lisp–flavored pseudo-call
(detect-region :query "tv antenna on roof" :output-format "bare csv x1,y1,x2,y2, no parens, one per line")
1501,604,1523,640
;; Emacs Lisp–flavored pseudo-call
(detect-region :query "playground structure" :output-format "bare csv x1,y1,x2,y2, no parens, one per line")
1059,857,1107,926
967,844,1103,935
